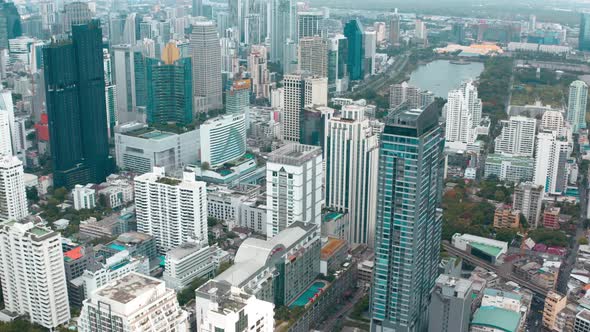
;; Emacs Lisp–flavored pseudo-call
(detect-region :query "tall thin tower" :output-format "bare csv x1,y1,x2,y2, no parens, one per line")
190,20,222,113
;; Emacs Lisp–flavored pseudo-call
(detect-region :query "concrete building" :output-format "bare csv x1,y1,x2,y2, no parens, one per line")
199,113,246,168
452,234,507,263
471,306,521,332
163,242,215,290
494,116,537,157
63,246,99,307
190,20,222,112
541,110,565,133
484,154,535,183
73,184,96,210
135,167,207,252
297,11,323,39
0,221,70,329
390,81,420,109
543,206,561,230
428,275,473,332
575,309,590,332
195,280,274,332
444,81,482,148
266,144,323,237
493,206,521,229
0,155,28,221
78,272,189,332
248,45,272,99
534,132,570,194
282,73,327,142
567,80,588,132
513,182,544,228
79,213,132,239
115,123,199,175
298,36,328,77
0,111,11,156
98,232,158,261
542,291,567,331
324,104,379,246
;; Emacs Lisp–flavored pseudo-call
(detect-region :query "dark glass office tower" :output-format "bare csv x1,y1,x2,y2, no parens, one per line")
146,57,193,125
0,0,22,49
580,13,590,51
44,20,112,188
370,104,444,332
344,19,364,81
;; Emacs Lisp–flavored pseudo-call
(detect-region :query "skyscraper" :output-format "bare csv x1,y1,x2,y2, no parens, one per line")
135,168,207,253
325,105,379,245
248,45,272,99
112,44,147,122
364,28,377,75
327,34,349,94
444,81,482,148
282,73,328,142
298,36,328,77
580,13,590,51
0,155,28,221
0,0,22,49
494,116,537,157
344,19,364,80
389,13,400,45
199,113,247,167
512,181,545,226
225,79,251,114
0,221,71,330
192,0,203,17
146,44,193,125
297,11,323,39
534,132,570,194
62,2,92,33
567,80,588,132
266,143,323,237
0,108,11,156
370,105,444,332
103,49,117,137
43,20,112,188
270,0,296,63
428,275,473,332
190,20,222,112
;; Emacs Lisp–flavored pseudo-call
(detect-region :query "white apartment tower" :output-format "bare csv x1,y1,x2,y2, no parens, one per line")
78,272,189,332
266,144,323,238
0,221,70,329
513,182,544,228
298,36,328,77
0,111,12,156
135,167,207,252
461,81,483,126
248,45,272,99
0,155,28,221
190,20,223,113
534,132,570,194
325,105,379,245
567,80,588,133
282,73,328,142
444,80,482,146
541,110,565,133
494,116,537,157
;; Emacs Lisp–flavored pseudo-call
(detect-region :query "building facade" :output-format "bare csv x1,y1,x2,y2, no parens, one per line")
190,20,222,112
0,155,28,221
428,275,473,332
513,182,544,228
567,80,588,132
494,116,537,157
199,113,247,168
282,73,327,142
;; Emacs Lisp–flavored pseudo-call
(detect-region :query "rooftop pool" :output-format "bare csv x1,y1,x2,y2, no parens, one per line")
289,281,328,308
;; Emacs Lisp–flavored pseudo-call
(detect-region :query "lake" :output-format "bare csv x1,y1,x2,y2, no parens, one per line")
408,60,485,97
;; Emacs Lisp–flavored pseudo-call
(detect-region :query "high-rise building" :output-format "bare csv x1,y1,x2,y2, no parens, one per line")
494,116,537,157
43,20,112,188
135,168,207,252
534,132,570,194
0,155,28,221
190,20,222,112
444,81,482,147
199,113,247,168
298,36,328,77
163,242,215,290
270,0,297,63
192,0,203,17
344,19,364,80
282,73,328,142
225,79,251,114
389,13,401,45
567,80,588,132
249,45,272,99
374,22,387,43
103,49,117,137
580,13,590,51
428,275,473,332
390,81,420,109
0,1,22,49
325,105,379,245
0,91,16,156
78,272,189,332
512,182,544,228
0,221,70,329
541,110,564,133
415,19,427,40
300,105,334,147
364,28,377,76
146,46,193,125
297,11,323,39
0,110,11,156
266,143,323,237
195,280,274,332
327,34,349,94
112,44,148,122
62,2,92,33
370,105,444,332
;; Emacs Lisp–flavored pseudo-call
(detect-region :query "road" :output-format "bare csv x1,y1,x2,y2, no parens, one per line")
318,288,366,332
349,53,410,97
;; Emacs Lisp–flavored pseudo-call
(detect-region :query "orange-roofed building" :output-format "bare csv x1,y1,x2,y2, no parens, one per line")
320,237,349,275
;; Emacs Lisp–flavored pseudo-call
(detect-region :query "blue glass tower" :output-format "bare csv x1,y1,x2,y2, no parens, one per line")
146,57,193,125
344,19,364,81
370,104,444,332
580,13,590,51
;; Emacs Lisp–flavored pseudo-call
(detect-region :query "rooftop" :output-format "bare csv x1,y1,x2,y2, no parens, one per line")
268,143,322,166
472,306,520,332
321,238,347,260
64,246,84,261
166,242,208,261
96,272,162,304
470,242,504,258
484,288,523,301
196,280,250,313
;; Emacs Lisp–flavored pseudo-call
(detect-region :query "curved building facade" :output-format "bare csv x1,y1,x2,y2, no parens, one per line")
200,113,246,167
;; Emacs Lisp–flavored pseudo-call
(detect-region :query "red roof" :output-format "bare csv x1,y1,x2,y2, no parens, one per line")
64,246,83,261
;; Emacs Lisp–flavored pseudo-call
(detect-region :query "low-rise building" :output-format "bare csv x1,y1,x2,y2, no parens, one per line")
544,207,561,230
542,291,567,331
493,206,521,229
163,242,216,290
320,237,349,275
97,232,158,261
73,184,96,210
471,306,521,332
79,213,132,239
78,272,189,332
574,309,590,332
484,154,535,183
452,233,508,263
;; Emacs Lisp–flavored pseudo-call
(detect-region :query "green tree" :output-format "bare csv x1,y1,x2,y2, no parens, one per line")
496,228,517,242
53,187,68,202
26,186,39,202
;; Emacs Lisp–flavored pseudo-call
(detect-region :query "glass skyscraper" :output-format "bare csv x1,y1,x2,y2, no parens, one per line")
580,13,590,51
344,19,364,81
43,20,112,188
370,105,444,332
146,57,193,126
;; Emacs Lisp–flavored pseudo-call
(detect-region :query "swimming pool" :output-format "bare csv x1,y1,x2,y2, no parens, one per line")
289,281,327,308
